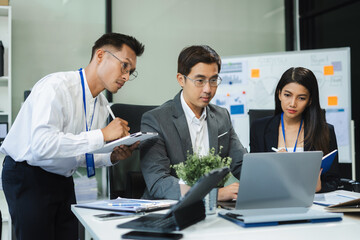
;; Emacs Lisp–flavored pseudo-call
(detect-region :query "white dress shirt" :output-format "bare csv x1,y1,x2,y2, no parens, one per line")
180,92,209,156
278,147,304,152
0,69,112,177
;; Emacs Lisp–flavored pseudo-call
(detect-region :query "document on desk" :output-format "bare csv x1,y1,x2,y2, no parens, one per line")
91,132,158,154
314,190,360,206
325,198,360,212
76,197,177,213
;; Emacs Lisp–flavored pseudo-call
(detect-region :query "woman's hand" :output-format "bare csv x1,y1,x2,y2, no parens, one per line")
316,169,323,192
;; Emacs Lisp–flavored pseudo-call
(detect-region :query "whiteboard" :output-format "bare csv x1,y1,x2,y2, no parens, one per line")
212,47,352,163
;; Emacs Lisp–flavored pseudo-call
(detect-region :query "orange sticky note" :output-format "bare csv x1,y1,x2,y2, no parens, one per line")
251,69,260,78
328,96,338,106
324,65,334,75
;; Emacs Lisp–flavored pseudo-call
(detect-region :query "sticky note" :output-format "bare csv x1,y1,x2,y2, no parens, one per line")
324,65,334,75
328,96,338,106
332,61,342,71
251,69,260,78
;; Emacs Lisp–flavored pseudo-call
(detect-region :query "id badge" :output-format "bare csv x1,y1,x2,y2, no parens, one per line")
85,153,95,177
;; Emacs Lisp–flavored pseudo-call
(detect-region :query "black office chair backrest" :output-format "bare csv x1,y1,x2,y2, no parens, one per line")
248,109,275,127
108,103,158,199
110,103,158,133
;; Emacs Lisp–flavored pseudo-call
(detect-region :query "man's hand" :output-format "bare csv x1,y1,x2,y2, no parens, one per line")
110,141,140,164
101,118,130,142
217,182,239,201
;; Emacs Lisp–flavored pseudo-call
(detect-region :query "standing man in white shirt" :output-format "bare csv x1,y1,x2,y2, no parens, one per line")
0,32,144,240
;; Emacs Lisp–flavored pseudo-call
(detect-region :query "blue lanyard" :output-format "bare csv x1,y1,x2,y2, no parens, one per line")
79,68,97,131
281,112,303,152
79,68,97,178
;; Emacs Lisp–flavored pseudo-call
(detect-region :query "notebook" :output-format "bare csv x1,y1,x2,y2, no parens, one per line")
117,167,230,232
321,149,338,174
219,152,343,227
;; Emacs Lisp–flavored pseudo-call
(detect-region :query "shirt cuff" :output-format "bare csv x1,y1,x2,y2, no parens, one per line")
87,129,105,152
94,153,112,167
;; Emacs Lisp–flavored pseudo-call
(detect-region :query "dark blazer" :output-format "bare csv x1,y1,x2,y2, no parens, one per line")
250,114,340,193
140,91,247,200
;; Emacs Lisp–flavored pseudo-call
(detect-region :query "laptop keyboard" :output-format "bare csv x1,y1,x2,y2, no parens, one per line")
142,215,176,229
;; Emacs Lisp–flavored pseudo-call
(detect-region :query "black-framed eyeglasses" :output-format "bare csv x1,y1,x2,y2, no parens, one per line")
104,50,138,81
183,75,222,87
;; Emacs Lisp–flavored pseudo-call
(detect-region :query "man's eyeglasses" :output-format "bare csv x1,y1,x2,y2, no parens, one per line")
183,75,222,87
104,50,138,81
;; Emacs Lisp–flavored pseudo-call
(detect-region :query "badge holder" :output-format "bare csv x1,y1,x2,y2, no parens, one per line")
85,153,95,177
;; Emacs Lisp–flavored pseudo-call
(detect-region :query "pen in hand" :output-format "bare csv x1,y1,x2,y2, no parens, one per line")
271,147,279,152
107,105,116,120
102,105,130,142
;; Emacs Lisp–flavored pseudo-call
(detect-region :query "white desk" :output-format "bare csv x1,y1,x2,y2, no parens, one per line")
72,204,360,240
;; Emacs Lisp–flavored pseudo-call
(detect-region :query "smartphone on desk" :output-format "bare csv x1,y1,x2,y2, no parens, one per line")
93,212,140,221
121,230,183,240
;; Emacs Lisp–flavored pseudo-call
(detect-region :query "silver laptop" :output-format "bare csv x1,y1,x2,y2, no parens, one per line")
219,152,343,227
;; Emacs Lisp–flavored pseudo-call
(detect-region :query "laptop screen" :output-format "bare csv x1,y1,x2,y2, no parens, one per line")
235,151,323,210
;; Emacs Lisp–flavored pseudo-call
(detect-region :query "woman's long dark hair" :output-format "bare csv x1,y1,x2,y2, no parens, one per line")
274,67,330,154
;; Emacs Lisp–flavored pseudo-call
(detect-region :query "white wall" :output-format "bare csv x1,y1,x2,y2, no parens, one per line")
10,0,285,118
111,0,285,105
11,0,105,120
10,0,284,117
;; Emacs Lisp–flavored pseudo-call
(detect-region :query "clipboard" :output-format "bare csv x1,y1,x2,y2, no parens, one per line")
91,132,158,154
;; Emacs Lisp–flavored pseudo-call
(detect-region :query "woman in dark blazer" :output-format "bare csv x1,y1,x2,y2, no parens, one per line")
250,67,340,193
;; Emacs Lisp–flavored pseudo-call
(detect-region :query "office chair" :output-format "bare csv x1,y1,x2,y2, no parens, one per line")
108,103,158,199
248,109,360,193
248,109,274,128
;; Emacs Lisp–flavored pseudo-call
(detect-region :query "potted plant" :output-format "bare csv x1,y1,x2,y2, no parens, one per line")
172,147,232,214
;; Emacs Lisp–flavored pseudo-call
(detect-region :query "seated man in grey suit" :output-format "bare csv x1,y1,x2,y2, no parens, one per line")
140,45,247,200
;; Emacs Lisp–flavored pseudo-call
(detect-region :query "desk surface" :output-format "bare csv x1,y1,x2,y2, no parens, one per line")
72,204,360,240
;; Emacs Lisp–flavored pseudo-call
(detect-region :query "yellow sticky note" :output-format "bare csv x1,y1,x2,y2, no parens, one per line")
251,69,260,78
328,96,338,106
324,65,334,75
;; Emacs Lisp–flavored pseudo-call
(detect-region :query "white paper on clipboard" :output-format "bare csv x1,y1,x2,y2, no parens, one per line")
91,132,158,154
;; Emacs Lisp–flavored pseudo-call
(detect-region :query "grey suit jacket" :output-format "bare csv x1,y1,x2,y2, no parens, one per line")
140,91,247,200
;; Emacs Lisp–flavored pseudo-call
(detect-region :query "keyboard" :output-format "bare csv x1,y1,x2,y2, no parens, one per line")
143,215,176,229
117,213,178,232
